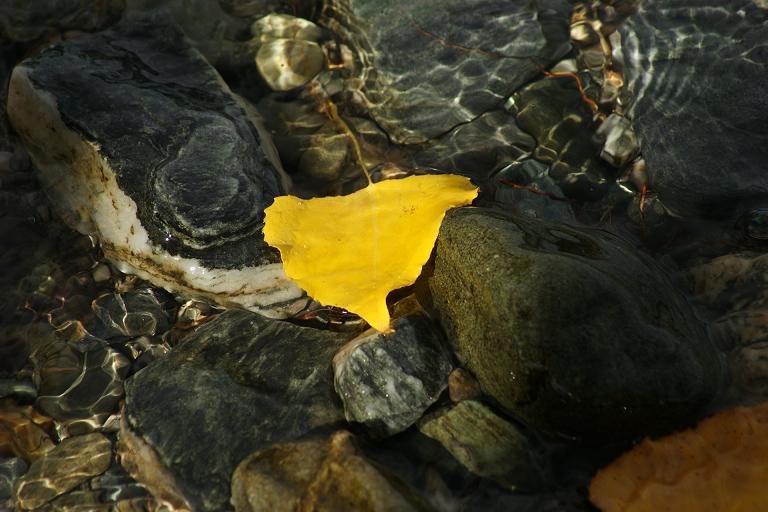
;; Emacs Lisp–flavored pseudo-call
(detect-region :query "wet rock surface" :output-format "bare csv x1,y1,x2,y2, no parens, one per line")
419,400,549,491
231,431,428,512
333,310,453,436
326,0,572,146
33,340,130,435
491,159,576,223
620,0,768,217
2,1,768,511
510,77,614,200
0,0,124,42
14,432,112,510
0,457,26,507
7,17,306,317
122,309,355,511
430,208,724,439
0,404,55,461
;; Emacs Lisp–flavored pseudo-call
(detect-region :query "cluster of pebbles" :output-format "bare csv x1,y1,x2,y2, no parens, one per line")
1,0,768,511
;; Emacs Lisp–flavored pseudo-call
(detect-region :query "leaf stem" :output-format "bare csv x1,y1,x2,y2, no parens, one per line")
308,82,372,186
323,98,372,185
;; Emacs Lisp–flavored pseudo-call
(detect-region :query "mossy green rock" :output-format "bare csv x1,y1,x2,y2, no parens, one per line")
429,208,724,439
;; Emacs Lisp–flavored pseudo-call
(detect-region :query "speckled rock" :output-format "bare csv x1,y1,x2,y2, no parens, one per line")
429,208,724,439
14,433,112,510
7,18,307,318
333,312,453,436
419,400,548,490
620,0,768,217
122,309,355,511
231,431,429,512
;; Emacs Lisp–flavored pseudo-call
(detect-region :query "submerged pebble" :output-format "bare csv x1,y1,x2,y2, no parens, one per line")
33,340,130,435
14,432,112,510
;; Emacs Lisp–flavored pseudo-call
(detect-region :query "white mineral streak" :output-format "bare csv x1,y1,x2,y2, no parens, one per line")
7,65,307,318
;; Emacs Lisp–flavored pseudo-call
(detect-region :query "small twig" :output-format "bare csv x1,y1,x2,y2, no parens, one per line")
409,17,604,120
498,178,571,202
309,84,372,185
639,183,648,219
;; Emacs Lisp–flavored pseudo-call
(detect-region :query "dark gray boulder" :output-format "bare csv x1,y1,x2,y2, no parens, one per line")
122,309,355,511
429,207,725,439
620,0,768,217
7,19,307,317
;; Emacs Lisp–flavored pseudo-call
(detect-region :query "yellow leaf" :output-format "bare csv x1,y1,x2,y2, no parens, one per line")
589,401,768,512
263,174,478,331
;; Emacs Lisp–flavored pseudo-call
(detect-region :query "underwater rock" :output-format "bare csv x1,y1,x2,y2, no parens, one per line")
744,208,768,241
122,309,355,511
33,340,130,435
0,0,124,42
620,0,768,217
333,313,453,436
491,159,576,223
256,39,326,91
0,405,55,462
447,368,482,403
14,432,112,510
0,380,36,404
253,14,326,91
123,0,279,74
689,253,768,349
429,208,724,439
91,289,171,339
510,77,614,200
596,113,638,168
733,342,768,398
231,431,427,512
0,457,26,506
419,400,548,491
323,0,572,145
7,19,308,318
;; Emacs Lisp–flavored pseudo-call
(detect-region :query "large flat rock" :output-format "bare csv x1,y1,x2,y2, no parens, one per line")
121,309,355,511
7,19,307,317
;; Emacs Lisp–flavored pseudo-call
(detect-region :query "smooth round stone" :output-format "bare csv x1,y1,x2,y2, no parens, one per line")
256,39,325,91
429,208,725,439
745,208,768,240
251,13,323,42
